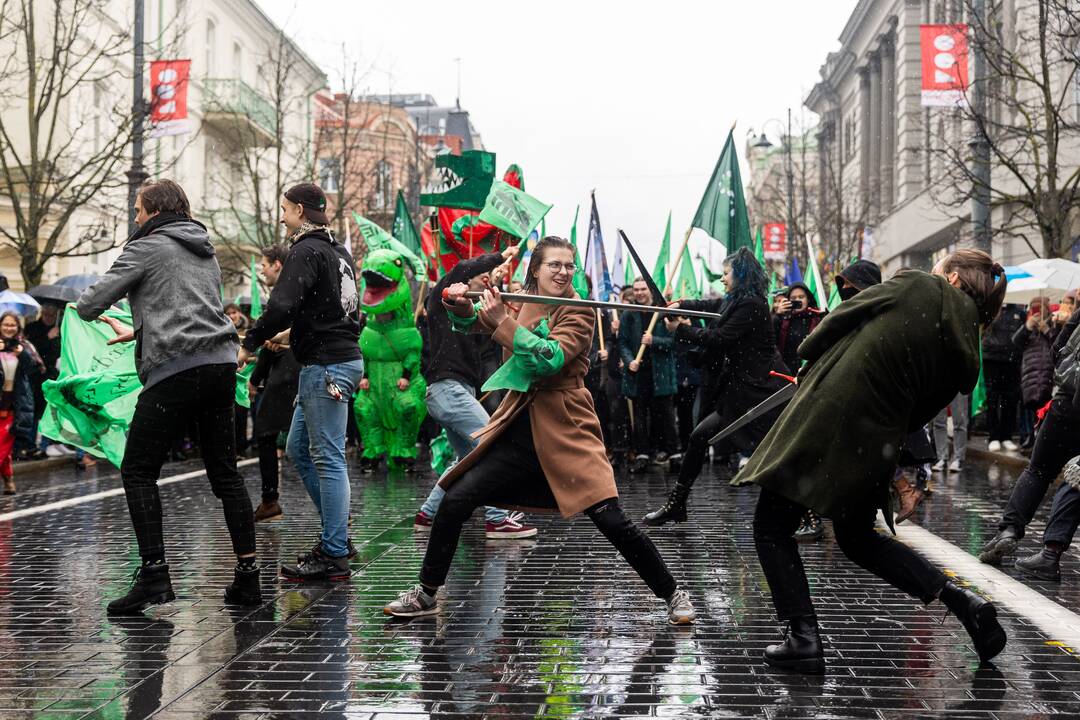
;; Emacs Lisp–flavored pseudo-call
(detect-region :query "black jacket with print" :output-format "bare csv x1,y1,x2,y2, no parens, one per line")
242,227,361,366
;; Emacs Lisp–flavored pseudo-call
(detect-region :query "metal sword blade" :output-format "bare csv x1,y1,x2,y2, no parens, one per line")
461,292,724,321
708,382,797,446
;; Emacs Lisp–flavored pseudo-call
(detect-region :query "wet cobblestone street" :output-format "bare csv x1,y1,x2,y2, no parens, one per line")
1,451,1079,718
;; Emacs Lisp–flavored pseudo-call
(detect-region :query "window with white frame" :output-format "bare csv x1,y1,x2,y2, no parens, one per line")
205,20,216,75
319,158,341,193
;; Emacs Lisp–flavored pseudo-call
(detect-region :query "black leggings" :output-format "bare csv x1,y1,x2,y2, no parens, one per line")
421,413,677,599
257,432,279,502
1000,396,1080,538
677,407,769,488
753,488,947,620
121,364,256,560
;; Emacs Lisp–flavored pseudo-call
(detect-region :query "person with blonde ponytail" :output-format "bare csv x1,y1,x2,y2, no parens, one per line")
734,249,1008,674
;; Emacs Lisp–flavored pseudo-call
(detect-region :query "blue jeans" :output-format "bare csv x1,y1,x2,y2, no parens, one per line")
420,379,506,524
287,360,364,557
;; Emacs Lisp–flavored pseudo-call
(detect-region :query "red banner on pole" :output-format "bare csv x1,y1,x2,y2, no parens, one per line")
920,24,969,107
762,222,787,261
149,59,192,137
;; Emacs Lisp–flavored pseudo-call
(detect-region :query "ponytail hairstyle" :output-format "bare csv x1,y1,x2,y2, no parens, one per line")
937,248,1008,326
722,246,768,301
523,236,575,294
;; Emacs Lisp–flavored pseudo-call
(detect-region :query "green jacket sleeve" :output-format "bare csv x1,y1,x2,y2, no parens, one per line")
446,301,481,333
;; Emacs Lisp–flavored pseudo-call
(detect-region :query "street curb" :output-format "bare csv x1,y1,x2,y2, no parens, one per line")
966,446,1028,470
14,456,82,474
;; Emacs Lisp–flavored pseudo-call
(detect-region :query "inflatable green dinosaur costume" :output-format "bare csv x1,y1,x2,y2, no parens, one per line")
354,248,427,471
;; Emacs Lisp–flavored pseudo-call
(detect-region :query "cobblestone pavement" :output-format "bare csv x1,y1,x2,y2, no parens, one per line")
1,450,1079,719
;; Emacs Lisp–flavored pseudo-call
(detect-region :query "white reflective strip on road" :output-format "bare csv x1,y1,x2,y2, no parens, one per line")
0,458,260,523
892,514,1080,653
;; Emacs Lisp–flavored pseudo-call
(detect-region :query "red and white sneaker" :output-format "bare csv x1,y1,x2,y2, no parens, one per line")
485,512,538,539
413,511,434,531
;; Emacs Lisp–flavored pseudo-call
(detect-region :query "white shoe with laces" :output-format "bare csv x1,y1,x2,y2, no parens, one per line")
1002,440,1019,452
666,588,696,625
384,584,438,617
988,440,1002,452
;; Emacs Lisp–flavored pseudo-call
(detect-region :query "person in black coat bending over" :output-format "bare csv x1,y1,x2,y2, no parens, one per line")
644,247,789,526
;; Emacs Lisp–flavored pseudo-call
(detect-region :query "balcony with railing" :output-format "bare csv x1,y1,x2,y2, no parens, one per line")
201,79,277,148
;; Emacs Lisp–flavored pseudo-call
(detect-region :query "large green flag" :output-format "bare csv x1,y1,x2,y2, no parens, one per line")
691,128,752,252
352,211,425,275
768,270,779,296
653,211,672,290
971,346,987,416
39,310,254,466
568,205,588,299
249,256,262,320
803,238,828,308
826,281,841,311
675,244,700,300
392,190,423,257
477,180,551,239
754,226,765,266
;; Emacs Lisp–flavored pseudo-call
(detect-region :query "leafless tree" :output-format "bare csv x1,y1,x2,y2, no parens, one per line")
930,0,1080,258
0,0,144,286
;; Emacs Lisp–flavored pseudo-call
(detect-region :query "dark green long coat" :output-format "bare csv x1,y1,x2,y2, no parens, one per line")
734,271,981,530
617,308,677,397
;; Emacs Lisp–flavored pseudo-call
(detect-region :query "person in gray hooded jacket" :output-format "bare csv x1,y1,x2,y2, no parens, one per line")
77,178,260,615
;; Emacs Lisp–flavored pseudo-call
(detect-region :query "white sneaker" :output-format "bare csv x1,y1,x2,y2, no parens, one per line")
738,455,750,469
931,460,945,472
988,440,1002,452
1002,440,1019,452
949,459,962,472
44,445,65,457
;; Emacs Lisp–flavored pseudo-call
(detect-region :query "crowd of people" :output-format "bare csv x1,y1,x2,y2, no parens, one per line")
17,174,1080,676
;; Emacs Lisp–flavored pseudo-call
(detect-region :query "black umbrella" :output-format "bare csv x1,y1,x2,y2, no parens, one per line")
27,284,80,305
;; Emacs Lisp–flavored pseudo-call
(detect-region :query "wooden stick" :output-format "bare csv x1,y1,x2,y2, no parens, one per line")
633,227,693,363
596,308,606,352
413,282,429,323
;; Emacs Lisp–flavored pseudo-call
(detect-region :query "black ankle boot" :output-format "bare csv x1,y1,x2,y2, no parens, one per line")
107,563,176,616
938,580,1007,664
225,566,263,605
1015,546,1063,580
643,482,692,526
763,615,825,674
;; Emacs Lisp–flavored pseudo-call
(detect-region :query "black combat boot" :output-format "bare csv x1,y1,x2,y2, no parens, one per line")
763,615,825,674
107,563,176,616
643,482,692,526
1014,546,1063,581
977,527,1019,566
224,565,263,605
939,580,1007,664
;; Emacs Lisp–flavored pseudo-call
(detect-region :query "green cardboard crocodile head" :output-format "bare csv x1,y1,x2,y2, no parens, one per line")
360,248,411,315
419,150,496,210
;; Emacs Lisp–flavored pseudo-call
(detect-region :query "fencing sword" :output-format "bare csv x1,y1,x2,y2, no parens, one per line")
708,373,798,446
455,291,723,321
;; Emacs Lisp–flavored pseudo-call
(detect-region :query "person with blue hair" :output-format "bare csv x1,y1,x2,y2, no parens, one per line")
645,247,790,526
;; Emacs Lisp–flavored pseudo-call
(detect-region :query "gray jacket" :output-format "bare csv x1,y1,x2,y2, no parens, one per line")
77,214,238,389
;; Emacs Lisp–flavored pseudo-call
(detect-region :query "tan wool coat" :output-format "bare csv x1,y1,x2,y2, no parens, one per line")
437,298,618,517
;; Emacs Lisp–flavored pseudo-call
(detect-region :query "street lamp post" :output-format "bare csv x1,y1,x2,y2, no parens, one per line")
751,108,796,264
126,0,148,237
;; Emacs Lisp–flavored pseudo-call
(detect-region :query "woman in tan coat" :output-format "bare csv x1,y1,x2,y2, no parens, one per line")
384,237,696,625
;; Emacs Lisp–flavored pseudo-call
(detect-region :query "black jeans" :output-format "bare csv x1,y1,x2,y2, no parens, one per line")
121,364,256,560
675,384,697,452
677,407,771,488
630,387,678,457
420,412,677,599
1001,396,1080,539
257,432,279,502
984,360,1020,442
753,488,947,620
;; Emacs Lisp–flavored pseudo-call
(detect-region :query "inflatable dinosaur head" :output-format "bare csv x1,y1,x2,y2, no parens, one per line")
360,248,411,315
420,150,496,210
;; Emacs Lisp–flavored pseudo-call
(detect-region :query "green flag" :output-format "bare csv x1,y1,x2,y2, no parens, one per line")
768,270,779,297
568,205,588,299
754,226,765,266
249,256,262,320
624,234,636,289
826,281,841,311
803,238,828,308
39,310,256,466
675,244,700,300
392,190,423,257
971,346,987,417
477,180,551,239
691,128,752,252
352,211,425,276
653,212,672,290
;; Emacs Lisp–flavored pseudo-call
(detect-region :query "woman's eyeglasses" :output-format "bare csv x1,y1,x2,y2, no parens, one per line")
543,261,576,274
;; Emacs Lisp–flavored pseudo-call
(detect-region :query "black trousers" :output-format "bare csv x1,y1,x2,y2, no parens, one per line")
677,407,772,488
1000,396,1080,539
983,360,1020,442
753,488,947,620
675,384,697,451
257,432,279,502
121,364,256,560
630,391,678,457
421,412,677,599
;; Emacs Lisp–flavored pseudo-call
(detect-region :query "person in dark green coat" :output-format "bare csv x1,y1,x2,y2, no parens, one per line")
617,278,678,472
738,249,1009,674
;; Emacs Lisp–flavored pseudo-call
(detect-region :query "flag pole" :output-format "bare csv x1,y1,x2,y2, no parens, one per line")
413,281,428,323
633,226,693,363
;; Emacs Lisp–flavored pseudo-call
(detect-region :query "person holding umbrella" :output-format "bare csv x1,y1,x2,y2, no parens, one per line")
0,311,41,493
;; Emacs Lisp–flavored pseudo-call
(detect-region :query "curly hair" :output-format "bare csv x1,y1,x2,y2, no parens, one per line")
722,246,768,301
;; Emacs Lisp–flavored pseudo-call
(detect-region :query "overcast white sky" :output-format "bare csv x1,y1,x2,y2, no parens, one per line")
256,0,857,272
